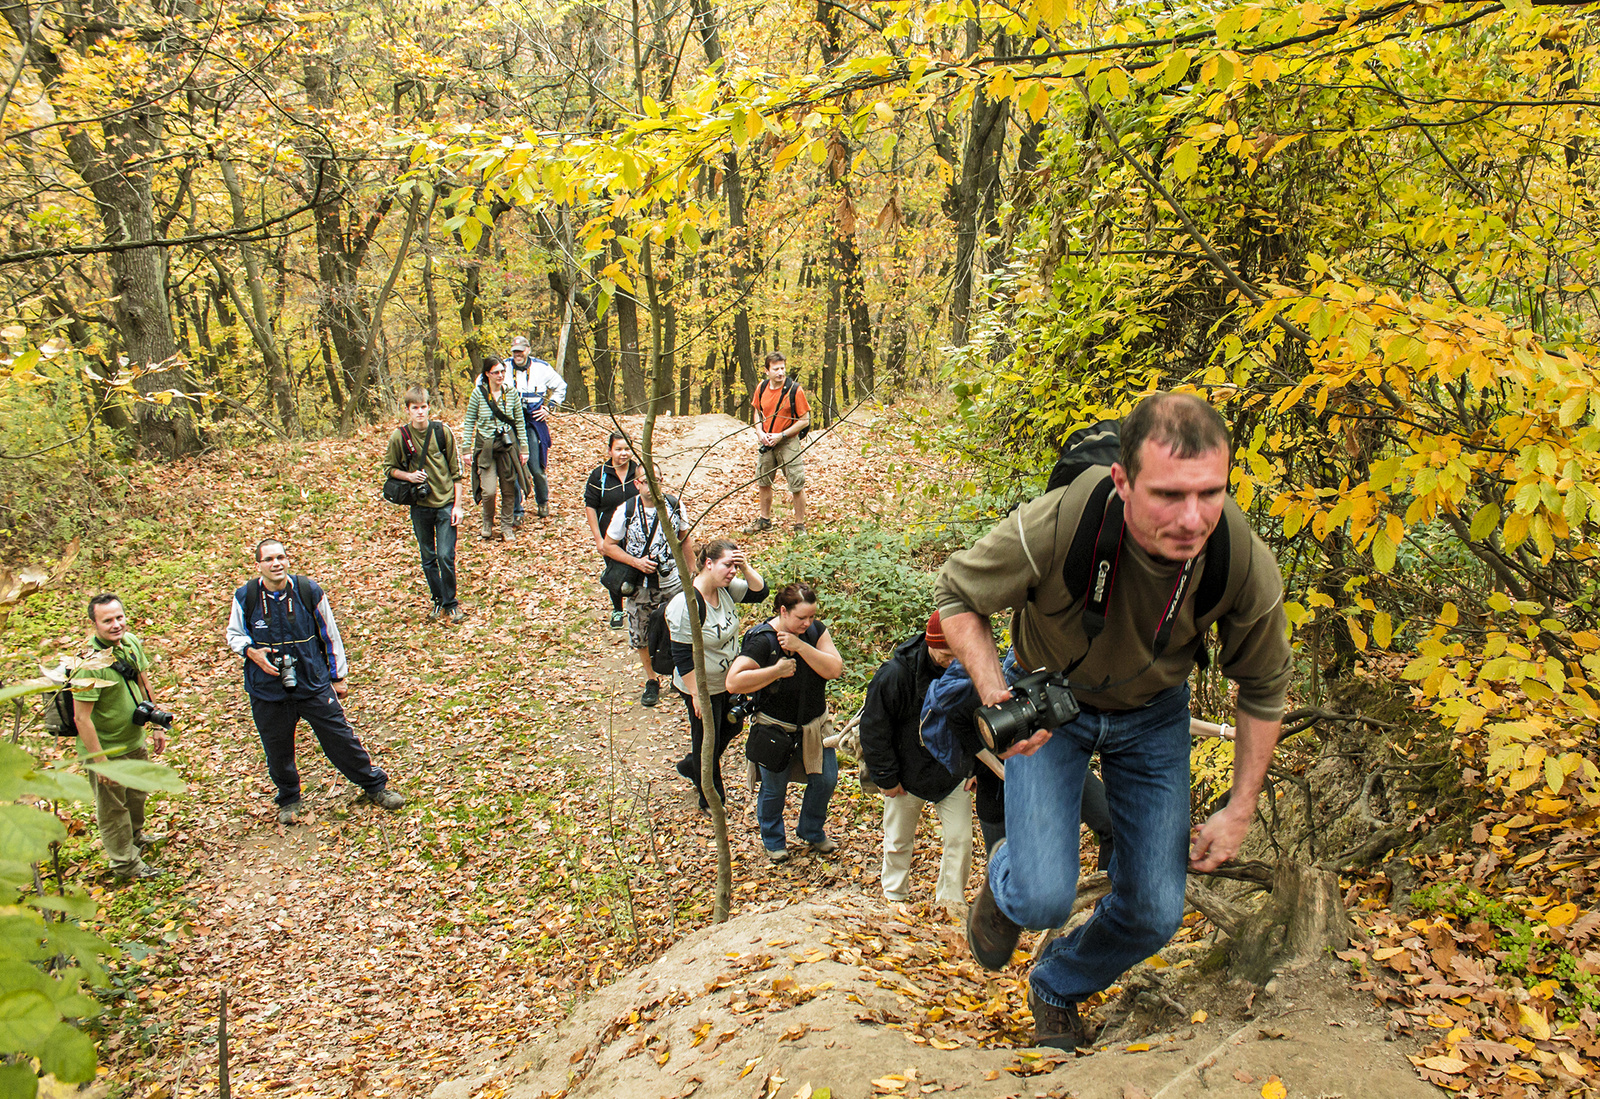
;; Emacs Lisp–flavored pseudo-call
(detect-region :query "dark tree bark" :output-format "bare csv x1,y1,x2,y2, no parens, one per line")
689,0,756,416
949,25,1012,346
654,236,677,416
590,252,616,413
821,247,841,429
612,229,645,411
419,189,447,401
816,0,874,404
2,0,200,456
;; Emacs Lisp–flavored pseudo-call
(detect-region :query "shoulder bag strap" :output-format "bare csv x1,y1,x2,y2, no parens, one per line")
758,380,781,435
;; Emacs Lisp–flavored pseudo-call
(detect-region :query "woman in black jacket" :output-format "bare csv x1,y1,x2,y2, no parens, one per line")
583,433,638,629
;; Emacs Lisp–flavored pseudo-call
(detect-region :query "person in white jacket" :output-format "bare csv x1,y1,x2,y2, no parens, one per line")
505,336,566,523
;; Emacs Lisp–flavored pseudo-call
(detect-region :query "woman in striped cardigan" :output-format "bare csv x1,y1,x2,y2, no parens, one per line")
462,357,530,542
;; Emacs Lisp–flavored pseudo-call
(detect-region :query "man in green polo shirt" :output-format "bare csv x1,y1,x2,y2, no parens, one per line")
72,593,169,882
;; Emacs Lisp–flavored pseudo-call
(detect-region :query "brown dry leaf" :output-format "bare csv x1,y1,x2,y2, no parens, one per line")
1233,1069,1256,1083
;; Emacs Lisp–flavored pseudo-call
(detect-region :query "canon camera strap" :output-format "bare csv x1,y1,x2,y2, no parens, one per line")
1067,493,1198,681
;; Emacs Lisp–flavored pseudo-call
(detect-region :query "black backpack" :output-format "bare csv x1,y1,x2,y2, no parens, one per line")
647,588,705,679
42,680,78,736
1034,418,1242,673
43,646,142,736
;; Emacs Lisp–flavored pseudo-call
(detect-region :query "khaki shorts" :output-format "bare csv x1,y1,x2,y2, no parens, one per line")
756,436,805,491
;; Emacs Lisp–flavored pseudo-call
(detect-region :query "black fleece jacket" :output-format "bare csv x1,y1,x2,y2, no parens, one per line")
859,632,962,803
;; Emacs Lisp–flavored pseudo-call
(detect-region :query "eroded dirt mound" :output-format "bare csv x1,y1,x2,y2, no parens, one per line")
434,892,1444,1099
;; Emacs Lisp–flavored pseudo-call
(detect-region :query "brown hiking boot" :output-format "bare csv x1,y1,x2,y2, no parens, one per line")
1028,987,1094,1051
966,845,1023,971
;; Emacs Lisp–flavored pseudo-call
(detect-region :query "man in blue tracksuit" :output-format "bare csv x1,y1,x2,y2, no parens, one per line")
226,539,407,824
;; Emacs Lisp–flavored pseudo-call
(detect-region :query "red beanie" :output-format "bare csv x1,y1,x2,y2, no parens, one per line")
925,610,947,650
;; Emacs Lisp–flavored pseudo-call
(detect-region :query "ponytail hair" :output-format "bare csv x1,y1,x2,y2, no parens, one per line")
697,539,738,572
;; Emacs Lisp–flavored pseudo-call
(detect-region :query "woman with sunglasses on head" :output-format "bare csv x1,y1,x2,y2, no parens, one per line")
668,539,766,812
585,432,639,629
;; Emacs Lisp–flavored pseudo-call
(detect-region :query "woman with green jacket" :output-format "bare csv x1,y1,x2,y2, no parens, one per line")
462,357,530,542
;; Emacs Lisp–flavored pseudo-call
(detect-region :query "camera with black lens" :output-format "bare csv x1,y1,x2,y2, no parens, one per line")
974,670,1080,754
620,555,655,597
727,693,755,722
275,649,299,692
130,700,174,729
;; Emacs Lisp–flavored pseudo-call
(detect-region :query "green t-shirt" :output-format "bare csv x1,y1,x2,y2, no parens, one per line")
70,633,151,755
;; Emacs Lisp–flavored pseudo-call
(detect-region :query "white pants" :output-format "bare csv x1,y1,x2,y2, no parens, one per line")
881,785,973,905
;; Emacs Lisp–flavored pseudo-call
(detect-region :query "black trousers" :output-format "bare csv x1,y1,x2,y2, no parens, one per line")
678,689,740,811
250,689,388,807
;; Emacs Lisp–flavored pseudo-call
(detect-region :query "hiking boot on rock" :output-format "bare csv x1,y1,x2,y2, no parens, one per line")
966,845,1023,971
1029,988,1095,1051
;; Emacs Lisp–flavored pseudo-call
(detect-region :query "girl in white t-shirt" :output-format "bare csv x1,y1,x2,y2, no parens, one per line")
668,539,767,811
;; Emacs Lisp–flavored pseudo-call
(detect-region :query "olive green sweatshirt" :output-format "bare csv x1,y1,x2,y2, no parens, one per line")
382,421,464,510
933,469,1292,719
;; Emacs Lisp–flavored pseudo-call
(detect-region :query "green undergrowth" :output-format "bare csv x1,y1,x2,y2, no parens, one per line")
1410,882,1599,1023
763,521,961,700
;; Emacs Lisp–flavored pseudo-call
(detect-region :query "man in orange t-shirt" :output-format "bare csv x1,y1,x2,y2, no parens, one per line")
742,352,812,535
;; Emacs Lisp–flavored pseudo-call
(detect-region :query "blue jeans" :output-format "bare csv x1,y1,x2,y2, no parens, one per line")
757,747,838,851
989,651,1193,1007
410,504,458,608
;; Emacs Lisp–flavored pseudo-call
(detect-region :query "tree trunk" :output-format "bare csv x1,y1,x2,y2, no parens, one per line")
591,253,615,413
690,0,756,428
821,244,841,427
655,237,677,415
949,25,1012,346
419,189,447,400
613,229,646,412
217,153,297,433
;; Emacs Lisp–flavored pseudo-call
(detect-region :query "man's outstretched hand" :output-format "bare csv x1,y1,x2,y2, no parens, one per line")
1189,803,1252,872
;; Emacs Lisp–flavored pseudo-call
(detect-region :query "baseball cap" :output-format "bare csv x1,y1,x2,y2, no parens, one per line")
510,336,531,351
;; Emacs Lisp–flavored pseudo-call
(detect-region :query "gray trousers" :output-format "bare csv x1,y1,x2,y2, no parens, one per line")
92,744,149,873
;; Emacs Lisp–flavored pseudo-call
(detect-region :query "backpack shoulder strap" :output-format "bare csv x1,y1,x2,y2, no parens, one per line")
295,575,332,662
429,421,446,453
785,379,800,422
1194,502,1251,627
1061,475,1119,604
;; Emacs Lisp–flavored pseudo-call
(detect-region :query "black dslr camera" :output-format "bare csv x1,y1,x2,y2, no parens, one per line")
974,670,1080,754
131,700,174,729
